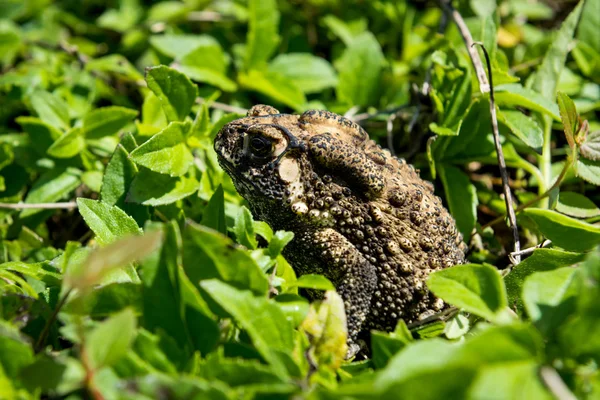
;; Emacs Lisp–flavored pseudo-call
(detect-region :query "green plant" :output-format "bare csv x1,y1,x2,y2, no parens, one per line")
0,0,599,399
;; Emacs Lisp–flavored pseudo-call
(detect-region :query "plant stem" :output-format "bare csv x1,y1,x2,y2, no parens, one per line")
0,202,78,209
34,288,72,352
474,43,521,263
539,117,554,200
441,0,521,263
480,158,572,231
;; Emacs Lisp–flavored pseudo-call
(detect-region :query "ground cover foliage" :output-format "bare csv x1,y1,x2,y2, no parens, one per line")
0,0,599,398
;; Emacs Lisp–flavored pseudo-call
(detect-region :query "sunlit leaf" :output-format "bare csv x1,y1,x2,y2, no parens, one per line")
145,65,198,122
427,264,508,322
521,208,600,252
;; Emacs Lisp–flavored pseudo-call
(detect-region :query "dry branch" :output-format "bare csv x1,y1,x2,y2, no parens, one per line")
440,0,521,263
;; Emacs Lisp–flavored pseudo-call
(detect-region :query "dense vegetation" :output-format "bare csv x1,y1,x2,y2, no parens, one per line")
0,0,599,398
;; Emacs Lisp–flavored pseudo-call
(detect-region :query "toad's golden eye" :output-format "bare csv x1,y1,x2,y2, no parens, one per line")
249,135,273,158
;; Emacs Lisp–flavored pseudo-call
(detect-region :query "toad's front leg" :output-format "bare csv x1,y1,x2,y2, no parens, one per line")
289,228,378,356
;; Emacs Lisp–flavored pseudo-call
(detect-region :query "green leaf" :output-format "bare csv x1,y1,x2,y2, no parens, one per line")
100,144,137,205
145,65,198,122
576,247,600,314
66,232,161,290
300,291,348,371
504,248,585,311
572,40,600,80
83,106,138,139
62,282,142,317
457,323,543,364
82,171,103,193
268,230,294,258
374,339,475,399
139,221,190,349
336,32,385,106
200,280,294,376
189,103,211,141
322,15,367,46
20,168,81,218
438,165,477,239
85,308,137,370
576,156,600,185
177,42,236,92
290,274,334,291
150,34,218,59
556,91,578,148
444,313,470,339
274,294,309,327
183,222,269,295
47,127,85,158
0,143,12,172
497,110,543,152
200,185,226,235
522,267,578,321
494,84,560,121
130,122,194,176
76,198,142,245
16,116,62,155
29,90,70,131
470,0,495,17
580,130,600,162
559,315,600,362
427,264,508,322
0,321,34,380
557,191,600,218
577,0,600,54
435,99,494,161
468,361,553,400
530,1,584,98
127,168,199,206
86,54,143,81
177,65,237,93
198,352,291,391
0,261,61,286
245,0,280,69
141,92,168,130
269,54,338,94
254,221,274,242
521,208,600,252
100,137,148,225
238,69,306,111
233,206,258,249
371,321,413,369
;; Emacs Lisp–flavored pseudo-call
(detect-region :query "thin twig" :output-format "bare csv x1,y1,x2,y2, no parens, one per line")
480,159,572,231
351,104,410,122
35,289,72,352
343,105,361,119
440,0,489,93
510,57,543,73
441,0,521,264
474,42,521,264
187,11,226,22
510,240,552,259
195,97,247,115
0,202,78,210
406,307,459,329
386,113,397,156
540,366,577,400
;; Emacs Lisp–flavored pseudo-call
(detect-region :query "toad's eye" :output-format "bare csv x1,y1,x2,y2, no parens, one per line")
249,136,273,158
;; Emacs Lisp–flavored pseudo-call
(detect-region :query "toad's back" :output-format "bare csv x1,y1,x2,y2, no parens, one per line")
214,105,466,349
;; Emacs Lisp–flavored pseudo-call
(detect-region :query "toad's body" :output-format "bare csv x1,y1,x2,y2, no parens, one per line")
214,105,465,348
